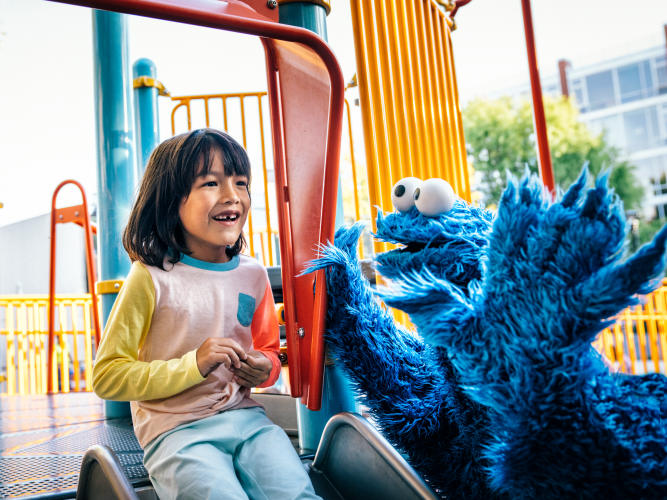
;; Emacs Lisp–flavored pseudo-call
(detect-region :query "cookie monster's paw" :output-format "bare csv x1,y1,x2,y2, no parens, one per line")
378,269,475,352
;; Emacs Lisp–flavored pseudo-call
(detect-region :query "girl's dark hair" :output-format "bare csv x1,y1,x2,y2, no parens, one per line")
123,128,251,270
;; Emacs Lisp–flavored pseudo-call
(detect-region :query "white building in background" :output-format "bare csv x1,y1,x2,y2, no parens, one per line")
0,213,88,295
498,31,667,221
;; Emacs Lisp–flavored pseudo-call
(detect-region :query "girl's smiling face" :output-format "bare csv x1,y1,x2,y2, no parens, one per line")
179,151,250,263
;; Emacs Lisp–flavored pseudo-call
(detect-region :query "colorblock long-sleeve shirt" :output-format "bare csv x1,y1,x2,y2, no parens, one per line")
92,253,281,448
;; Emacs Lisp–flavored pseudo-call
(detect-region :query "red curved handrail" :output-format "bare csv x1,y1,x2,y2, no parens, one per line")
48,180,101,394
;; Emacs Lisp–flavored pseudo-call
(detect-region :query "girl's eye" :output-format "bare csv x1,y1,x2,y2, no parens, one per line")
236,180,248,187
203,181,217,187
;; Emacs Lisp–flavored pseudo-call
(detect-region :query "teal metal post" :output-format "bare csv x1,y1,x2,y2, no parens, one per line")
92,10,137,418
280,0,359,451
133,58,160,175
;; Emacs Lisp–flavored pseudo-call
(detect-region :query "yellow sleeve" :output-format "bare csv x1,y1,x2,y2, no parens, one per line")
92,262,205,401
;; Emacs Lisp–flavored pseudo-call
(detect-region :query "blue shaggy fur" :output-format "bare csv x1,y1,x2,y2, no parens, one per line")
380,169,667,499
305,199,501,499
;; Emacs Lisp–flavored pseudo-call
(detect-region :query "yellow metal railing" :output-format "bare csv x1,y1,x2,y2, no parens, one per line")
171,91,365,264
0,295,96,395
595,280,667,375
4,277,667,397
350,0,470,255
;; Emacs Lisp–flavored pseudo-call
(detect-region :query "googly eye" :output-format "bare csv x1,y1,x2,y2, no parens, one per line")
414,178,455,217
391,177,423,213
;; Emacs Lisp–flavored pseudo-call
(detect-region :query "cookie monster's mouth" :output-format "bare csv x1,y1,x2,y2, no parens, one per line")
399,242,430,254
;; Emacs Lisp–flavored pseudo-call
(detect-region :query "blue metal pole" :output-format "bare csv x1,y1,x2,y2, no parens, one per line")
279,0,359,452
133,58,160,175
92,10,137,419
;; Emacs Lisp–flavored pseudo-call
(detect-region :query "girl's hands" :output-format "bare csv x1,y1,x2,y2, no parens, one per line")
196,338,247,377
230,350,273,388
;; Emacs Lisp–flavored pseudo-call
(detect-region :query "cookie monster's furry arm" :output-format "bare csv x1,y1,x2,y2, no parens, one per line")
304,223,450,439
305,223,497,499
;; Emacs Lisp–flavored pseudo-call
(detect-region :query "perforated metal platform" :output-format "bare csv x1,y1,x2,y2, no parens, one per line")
0,393,149,499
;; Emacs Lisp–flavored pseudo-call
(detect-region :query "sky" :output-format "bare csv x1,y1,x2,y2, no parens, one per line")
0,0,666,227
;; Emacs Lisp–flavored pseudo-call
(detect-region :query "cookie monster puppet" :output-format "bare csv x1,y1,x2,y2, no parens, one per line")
307,169,667,499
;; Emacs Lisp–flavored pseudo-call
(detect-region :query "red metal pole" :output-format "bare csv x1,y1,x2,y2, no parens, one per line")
520,0,555,193
47,180,101,394
47,192,58,394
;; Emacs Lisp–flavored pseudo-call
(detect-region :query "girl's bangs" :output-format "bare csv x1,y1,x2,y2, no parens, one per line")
193,131,252,182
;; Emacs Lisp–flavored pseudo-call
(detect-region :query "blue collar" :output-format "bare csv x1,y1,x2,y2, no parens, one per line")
179,253,240,272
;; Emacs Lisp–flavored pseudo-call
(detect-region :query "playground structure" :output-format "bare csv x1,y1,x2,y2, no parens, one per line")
0,0,663,498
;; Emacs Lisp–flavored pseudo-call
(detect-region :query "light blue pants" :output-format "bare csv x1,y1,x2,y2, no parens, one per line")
143,407,321,500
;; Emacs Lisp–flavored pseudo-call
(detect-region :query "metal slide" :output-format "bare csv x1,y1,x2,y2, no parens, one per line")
75,412,438,500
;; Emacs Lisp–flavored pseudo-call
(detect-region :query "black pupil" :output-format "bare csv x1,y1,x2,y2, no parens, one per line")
394,184,406,197
414,188,420,200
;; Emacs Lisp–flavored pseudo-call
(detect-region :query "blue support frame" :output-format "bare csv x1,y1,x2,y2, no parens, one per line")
92,10,137,419
133,58,161,175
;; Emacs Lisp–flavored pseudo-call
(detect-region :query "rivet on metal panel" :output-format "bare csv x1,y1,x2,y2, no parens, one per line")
59,215,63,220
75,211,80,217
298,327,305,339
268,0,278,8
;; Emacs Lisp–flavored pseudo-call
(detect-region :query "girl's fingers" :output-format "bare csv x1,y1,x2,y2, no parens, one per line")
218,339,247,361
236,363,261,378
233,373,255,387
220,348,241,369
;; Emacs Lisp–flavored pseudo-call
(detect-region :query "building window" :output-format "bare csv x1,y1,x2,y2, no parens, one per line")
586,70,616,111
642,155,667,222
618,61,656,103
623,106,662,152
656,56,667,95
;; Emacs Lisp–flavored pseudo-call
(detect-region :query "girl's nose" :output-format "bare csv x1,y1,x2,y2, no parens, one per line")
219,178,240,204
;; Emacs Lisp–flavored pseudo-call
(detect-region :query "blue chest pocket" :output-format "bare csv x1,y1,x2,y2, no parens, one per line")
237,293,256,327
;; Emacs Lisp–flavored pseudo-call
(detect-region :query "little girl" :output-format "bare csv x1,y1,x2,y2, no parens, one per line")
93,128,321,500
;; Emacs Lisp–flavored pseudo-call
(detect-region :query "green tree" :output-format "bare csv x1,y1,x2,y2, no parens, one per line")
463,96,644,210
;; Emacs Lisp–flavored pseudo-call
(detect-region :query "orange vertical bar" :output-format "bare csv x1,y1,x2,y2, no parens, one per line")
257,95,274,266
657,288,667,375
447,33,471,201
393,0,424,179
380,0,412,178
405,0,432,182
647,298,661,374
438,16,463,192
345,99,361,222
414,0,439,180
423,3,448,181
637,305,648,374
6,304,15,395
431,8,456,187
351,0,388,253
624,308,637,375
